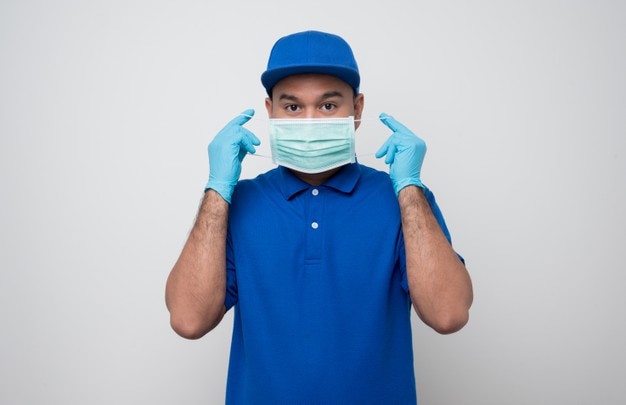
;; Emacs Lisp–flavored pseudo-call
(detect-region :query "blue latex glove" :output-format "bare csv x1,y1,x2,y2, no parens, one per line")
205,109,260,203
375,113,427,195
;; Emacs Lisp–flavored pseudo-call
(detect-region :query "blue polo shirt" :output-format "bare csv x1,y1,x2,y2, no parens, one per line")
224,162,455,404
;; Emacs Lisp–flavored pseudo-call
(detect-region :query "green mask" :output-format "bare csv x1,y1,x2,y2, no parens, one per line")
269,116,356,174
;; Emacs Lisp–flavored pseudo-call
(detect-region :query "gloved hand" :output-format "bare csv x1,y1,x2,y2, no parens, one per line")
205,109,260,203
375,113,427,195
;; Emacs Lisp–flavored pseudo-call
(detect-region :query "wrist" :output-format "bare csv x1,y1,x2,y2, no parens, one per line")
398,184,423,199
203,188,232,206
393,178,424,196
397,185,431,221
205,179,235,204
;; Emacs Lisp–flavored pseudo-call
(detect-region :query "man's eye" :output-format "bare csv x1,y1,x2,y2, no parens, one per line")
322,103,335,110
287,105,299,112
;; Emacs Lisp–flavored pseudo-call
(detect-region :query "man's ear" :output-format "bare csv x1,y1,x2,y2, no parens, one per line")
265,97,273,118
354,93,365,129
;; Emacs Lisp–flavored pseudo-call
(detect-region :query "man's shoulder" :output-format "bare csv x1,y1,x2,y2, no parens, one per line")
230,168,283,209
237,167,281,189
357,163,389,179
354,163,394,193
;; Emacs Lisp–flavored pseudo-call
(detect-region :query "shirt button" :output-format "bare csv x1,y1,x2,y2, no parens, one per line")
311,222,319,229
312,189,319,196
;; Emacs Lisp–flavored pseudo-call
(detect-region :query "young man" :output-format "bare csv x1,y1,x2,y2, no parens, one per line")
166,30,473,404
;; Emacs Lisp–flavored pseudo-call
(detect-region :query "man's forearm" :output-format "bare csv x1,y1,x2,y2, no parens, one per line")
399,186,473,334
165,190,229,339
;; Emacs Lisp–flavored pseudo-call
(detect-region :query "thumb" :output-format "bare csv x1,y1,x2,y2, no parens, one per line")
375,137,391,158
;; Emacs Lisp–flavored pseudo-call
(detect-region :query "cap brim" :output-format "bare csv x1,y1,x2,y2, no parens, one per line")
261,65,360,94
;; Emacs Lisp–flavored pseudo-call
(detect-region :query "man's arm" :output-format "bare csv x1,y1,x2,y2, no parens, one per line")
399,186,473,334
165,109,259,339
376,113,473,334
165,190,228,339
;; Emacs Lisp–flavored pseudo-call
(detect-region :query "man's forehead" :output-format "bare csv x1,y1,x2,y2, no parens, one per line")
272,74,352,99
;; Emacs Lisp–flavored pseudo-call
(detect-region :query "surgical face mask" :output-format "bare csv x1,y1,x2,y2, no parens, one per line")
269,116,356,174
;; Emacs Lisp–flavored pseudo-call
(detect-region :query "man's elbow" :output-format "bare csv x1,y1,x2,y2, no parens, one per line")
430,310,470,335
170,319,208,340
430,282,473,334
169,310,224,340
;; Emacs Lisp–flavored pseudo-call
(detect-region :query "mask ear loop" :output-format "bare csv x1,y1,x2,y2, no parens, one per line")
353,118,385,160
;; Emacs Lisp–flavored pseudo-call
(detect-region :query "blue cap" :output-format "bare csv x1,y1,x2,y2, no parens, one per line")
261,30,360,95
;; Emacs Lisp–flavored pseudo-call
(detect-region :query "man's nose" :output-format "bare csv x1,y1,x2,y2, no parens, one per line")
303,108,317,119
303,107,327,119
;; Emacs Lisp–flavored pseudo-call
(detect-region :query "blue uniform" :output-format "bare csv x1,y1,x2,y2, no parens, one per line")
224,163,455,404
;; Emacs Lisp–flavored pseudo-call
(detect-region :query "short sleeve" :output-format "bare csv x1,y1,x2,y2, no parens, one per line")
225,229,238,311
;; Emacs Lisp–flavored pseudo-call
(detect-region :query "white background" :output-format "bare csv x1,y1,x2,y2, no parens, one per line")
1,0,625,404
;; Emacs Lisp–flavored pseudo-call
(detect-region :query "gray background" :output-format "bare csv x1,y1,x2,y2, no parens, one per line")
1,0,625,404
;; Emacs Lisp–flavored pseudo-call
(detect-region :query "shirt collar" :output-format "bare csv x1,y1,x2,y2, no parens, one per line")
278,163,362,200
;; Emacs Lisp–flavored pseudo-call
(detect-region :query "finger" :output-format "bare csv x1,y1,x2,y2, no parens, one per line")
228,108,255,127
379,112,397,132
379,112,412,134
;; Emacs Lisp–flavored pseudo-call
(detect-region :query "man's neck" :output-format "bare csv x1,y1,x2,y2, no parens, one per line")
290,166,343,186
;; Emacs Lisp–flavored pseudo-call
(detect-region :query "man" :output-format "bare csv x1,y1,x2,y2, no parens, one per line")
166,30,473,404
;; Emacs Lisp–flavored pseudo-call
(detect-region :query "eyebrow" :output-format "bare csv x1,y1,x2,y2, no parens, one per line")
277,91,345,102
